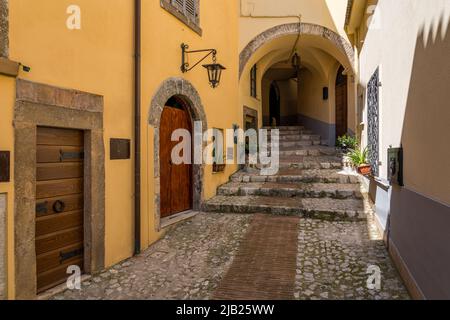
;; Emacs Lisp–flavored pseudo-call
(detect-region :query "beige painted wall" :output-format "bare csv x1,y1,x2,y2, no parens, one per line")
298,68,328,120
359,0,450,204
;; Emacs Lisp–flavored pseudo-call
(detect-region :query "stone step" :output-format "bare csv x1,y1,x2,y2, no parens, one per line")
218,182,363,199
250,155,343,170
266,146,338,157
203,195,366,221
275,130,313,136
263,126,305,131
272,133,321,140
277,162,343,170
270,134,320,141
231,169,360,184
267,140,321,148
279,155,343,167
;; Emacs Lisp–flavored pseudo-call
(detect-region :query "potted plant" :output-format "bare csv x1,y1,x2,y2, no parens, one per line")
336,135,358,153
348,147,371,176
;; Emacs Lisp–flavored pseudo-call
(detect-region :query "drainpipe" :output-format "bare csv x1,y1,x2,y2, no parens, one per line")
134,0,141,255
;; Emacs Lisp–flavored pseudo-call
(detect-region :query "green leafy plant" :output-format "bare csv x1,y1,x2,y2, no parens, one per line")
347,147,369,167
336,135,358,151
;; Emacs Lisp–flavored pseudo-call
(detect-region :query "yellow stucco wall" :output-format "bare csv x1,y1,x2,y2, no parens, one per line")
141,0,239,247
9,0,135,272
2,0,239,298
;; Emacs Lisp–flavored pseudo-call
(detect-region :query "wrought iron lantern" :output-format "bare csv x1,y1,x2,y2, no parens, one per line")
291,52,301,70
203,59,226,89
181,43,226,88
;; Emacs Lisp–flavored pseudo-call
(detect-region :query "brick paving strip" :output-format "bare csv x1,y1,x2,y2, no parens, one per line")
214,214,300,300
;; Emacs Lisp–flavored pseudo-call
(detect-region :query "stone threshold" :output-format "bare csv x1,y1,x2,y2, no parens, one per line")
161,210,199,229
37,274,92,300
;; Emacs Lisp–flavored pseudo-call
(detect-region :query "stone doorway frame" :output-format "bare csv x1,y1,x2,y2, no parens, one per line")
13,79,105,299
149,78,207,232
243,106,258,131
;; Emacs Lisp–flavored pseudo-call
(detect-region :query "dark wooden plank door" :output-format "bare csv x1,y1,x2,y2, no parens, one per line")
160,106,192,218
35,127,84,293
335,81,348,139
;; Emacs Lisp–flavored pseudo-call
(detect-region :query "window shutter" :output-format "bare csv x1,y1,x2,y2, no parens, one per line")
171,0,197,20
172,0,184,11
185,0,196,19
172,0,197,20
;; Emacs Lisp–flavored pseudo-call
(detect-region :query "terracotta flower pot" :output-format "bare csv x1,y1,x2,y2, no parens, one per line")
358,164,372,176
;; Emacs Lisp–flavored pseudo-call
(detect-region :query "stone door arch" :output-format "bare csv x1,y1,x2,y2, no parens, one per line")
148,78,207,230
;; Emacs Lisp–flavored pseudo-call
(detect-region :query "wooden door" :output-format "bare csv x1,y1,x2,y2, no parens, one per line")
35,127,84,293
160,106,193,218
335,74,348,139
269,82,281,126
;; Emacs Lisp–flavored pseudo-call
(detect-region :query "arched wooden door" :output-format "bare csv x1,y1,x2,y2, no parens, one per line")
159,102,193,218
335,66,348,140
269,82,281,126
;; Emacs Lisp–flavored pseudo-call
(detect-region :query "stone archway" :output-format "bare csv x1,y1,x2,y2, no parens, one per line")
239,23,355,78
149,77,207,231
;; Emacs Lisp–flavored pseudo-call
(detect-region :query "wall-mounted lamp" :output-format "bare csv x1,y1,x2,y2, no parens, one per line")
291,52,301,70
181,43,226,88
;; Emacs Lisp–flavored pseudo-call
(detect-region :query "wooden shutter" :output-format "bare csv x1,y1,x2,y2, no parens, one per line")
172,0,197,20
185,0,196,19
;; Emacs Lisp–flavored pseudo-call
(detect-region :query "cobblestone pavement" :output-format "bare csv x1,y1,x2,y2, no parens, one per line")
293,194,410,300
53,213,251,300
294,216,410,300
52,211,409,300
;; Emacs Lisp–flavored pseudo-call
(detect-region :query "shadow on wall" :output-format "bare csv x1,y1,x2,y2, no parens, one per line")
388,16,450,299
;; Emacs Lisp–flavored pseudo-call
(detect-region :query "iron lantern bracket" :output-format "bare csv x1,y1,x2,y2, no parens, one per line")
181,43,217,73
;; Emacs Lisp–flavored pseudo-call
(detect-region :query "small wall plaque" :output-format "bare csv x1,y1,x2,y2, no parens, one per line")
0,152,10,183
110,139,131,160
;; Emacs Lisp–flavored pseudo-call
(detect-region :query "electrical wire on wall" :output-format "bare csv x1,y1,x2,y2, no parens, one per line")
239,0,302,64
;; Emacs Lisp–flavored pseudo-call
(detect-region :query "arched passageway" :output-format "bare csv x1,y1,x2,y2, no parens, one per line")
240,23,356,145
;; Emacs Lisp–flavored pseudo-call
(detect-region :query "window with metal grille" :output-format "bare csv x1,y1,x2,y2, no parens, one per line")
171,0,198,21
250,64,257,98
367,67,380,177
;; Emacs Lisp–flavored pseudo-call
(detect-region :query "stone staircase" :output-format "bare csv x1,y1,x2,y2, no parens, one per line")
203,126,365,221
